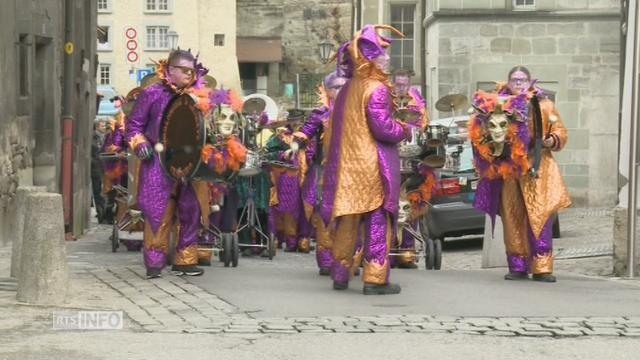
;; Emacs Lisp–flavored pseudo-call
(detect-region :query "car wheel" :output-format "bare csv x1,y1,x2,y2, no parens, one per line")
425,238,435,270
434,238,443,270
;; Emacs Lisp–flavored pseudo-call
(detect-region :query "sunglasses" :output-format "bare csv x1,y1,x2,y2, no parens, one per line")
509,77,530,84
169,65,195,76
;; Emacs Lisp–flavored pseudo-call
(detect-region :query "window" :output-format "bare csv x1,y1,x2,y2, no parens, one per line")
97,26,111,51
97,0,110,12
214,34,225,47
513,0,535,9
18,34,30,97
146,0,170,12
99,64,111,85
389,4,415,72
146,26,169,49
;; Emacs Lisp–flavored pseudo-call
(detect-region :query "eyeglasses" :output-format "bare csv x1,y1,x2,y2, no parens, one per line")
169,65,195,76
509,77,530,84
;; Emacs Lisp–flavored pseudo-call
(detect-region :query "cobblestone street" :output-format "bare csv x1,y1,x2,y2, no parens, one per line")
1,207,640,358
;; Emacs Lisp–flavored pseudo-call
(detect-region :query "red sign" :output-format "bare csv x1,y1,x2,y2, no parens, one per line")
125,28,137,39
126,39,138,51
127,51,139,63
125,27,138,63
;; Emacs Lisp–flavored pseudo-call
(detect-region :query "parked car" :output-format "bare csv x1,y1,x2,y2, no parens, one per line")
96,85,119,121
421,116,485,243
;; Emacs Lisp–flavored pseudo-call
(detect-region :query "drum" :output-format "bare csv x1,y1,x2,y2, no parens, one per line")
400,158,416,174
238,150,262,177
425,125,448,147
398,127,423,159
421,144,446,168
158,94,207,181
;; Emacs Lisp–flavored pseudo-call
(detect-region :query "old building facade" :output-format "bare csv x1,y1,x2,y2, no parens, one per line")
97,0,241,95
0,0,98,241
236,0,352,104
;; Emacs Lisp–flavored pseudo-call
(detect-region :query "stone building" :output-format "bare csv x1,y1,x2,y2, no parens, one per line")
236,0,353,105
360,0,621,207
0,0,97,241
97,0,241,95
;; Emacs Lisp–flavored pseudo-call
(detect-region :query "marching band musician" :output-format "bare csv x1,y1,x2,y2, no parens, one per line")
126,49,213,279
470,66,570,283
293,70,348,275
264,112,311,253
321,25,410,295
391,69,433,269
197,89,248,266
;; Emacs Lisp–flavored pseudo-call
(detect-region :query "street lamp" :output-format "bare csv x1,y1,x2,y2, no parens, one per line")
167,30,179,50
318,40,334,64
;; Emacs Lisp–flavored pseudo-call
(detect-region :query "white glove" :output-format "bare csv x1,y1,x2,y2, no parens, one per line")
290,141,300,153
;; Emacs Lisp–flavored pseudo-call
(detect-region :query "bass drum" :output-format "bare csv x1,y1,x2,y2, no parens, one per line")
158,94,208,181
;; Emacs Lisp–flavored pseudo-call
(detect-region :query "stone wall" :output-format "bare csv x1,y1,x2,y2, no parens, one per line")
431,18,620,206
237,0,353,83
0,0,97,242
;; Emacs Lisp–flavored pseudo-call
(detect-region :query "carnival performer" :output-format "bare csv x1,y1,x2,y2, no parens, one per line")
126,49,214,279
321,25,409,295
196,89,248,266
264,112,310,253
390,68,433,269
469,65,570,283
293,70,348,275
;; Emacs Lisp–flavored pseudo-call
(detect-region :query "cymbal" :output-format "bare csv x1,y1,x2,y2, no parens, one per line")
243,98,267,114
435,94,468,112
395,109,420,122
202,75,217,89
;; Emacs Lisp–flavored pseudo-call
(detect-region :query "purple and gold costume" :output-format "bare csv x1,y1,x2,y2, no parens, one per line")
321,25,408,288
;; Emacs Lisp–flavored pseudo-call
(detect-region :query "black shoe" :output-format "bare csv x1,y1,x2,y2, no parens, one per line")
146,268,162,279
363,283,402,295
398,262,418,269
352,268,361,276
504,272,529,280
171,265,204,276
333,281,348,290
319,268,331,276
532,273,557,283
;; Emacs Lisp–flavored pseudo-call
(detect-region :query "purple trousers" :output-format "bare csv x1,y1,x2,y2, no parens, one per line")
331,208,392,286
138,157,201,270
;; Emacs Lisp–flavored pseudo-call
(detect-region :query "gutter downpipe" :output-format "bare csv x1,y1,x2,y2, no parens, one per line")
420,0,427,98
62,0,75,237
627,0,639,278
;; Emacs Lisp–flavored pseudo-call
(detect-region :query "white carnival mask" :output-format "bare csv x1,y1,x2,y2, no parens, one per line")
488,113,509,144
216,105,238,137
397,200,411,225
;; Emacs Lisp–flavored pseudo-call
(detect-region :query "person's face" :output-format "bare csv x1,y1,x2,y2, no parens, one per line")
96,121,106,133
507,70,531,95
326,77,347,101
373,52,390,74
168,58,195,89
394,75,411,95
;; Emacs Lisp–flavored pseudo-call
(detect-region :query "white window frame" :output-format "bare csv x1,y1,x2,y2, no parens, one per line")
99,63,112,85
388,2,416,72
97,0,111,13
145,26,170,50
513,0,536,10
145,0,172,13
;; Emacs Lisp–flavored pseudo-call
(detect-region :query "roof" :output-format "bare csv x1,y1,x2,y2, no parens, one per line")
236,37,282,63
